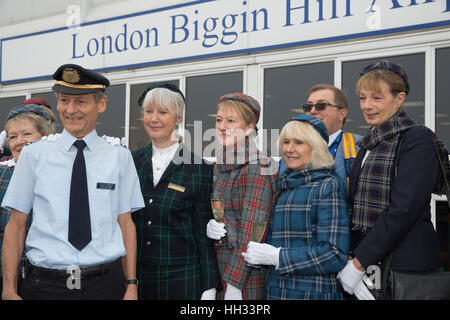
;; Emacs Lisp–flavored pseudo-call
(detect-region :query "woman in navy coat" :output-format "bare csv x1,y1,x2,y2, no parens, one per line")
338,60,443,300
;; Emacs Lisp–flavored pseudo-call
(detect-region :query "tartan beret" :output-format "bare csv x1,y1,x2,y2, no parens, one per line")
138,82,185,106
290,114,329,144
52,64,110,95
6,104,51,122
22,97,52,110
360,59,410,95
219,93,261,123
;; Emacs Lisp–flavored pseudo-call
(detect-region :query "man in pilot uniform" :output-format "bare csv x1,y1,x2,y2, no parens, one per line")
1,64,144,300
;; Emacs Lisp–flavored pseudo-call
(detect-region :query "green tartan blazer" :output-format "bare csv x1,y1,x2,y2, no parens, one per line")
132,143,221,293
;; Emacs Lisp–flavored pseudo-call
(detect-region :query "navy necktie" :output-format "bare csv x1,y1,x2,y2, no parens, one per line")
68,139,92,251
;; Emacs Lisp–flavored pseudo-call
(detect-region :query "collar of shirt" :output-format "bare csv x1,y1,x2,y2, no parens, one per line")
328,129,342,147
152,142,179,186
61,129,99,152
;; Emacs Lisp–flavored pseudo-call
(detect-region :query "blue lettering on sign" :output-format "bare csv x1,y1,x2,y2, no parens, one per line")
170,2,269,49
72,33,85,58
171,14,189,44
203,17,219,48
68,0,447,61
87,38,99,56
285,0,311,26
130,30,143,50
284,0,352,27
101,35,113,55
71,23,159,59
115,24,127,52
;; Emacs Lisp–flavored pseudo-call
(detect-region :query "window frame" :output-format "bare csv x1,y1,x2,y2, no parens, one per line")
1,28,449,224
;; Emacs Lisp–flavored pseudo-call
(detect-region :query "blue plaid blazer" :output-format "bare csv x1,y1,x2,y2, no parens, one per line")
267,167,349,298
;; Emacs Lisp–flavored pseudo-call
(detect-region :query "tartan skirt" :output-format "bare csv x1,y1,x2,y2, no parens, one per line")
138,263,202,300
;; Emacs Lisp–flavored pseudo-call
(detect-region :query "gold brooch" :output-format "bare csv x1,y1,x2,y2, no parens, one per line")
62,68,80,83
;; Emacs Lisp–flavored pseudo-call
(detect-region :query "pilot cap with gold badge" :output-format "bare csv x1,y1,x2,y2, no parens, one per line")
51,64,110,95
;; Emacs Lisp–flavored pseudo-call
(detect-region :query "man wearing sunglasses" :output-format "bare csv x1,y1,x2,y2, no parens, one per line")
279,84,362,190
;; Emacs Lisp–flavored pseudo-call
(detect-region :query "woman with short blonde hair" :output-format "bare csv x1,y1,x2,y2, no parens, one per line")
243,114,349,300
207,92,278,300
132,82,221,300
278,120,334,170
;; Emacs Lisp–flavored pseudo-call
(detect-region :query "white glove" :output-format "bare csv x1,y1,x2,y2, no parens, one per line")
242,241,281,269
200,288,216,300
337,259,365,295
206,219,226,240
353,276,375,300
224,283,242,300
0,130,6,154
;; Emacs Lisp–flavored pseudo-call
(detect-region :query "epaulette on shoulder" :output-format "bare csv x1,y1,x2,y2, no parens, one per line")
40,133,62,142
101,135,128,148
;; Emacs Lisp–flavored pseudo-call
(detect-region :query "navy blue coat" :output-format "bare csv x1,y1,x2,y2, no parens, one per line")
349,126,442,271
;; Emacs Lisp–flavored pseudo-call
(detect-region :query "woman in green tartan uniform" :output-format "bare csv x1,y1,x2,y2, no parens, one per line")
132,83,221,300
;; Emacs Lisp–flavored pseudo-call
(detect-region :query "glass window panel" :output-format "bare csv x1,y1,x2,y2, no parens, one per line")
436,47,450,152
185,72,243,158
129,80,179,152
96,84,126,138
342,53,425,136
31,91,62,132
263,62,334,156
436,201,449,271
0,95,26,130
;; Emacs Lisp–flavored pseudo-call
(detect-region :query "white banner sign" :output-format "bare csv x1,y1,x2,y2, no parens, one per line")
1,0,450,83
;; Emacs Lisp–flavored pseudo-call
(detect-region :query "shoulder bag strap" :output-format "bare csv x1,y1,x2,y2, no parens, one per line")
433,141,450,207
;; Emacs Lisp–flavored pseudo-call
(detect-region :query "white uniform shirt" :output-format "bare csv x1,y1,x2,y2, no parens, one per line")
1,129,144,269
151,142,179,186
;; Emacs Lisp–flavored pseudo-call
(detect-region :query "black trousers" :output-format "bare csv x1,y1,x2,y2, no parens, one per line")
21,260,126,300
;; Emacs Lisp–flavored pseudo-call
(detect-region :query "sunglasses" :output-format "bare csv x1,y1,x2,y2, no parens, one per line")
302,102,342,112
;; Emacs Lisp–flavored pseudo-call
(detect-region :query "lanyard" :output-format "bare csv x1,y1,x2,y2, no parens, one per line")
328,131,343,158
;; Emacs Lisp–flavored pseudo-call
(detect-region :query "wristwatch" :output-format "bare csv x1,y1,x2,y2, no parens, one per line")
126,279,139,286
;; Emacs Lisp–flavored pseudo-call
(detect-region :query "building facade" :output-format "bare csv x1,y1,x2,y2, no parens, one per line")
1,0,449,269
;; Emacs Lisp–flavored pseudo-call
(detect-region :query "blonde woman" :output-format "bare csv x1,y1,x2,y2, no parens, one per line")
243,114,349,300
132,83,221,300
0,102,56,295
207,93,278,300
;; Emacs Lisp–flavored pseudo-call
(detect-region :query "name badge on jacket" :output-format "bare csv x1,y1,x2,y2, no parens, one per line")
97,182,116,190
168,183,185,193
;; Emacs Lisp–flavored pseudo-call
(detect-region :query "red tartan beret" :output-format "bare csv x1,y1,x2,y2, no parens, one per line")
22,97,52,110
219,93,261,123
